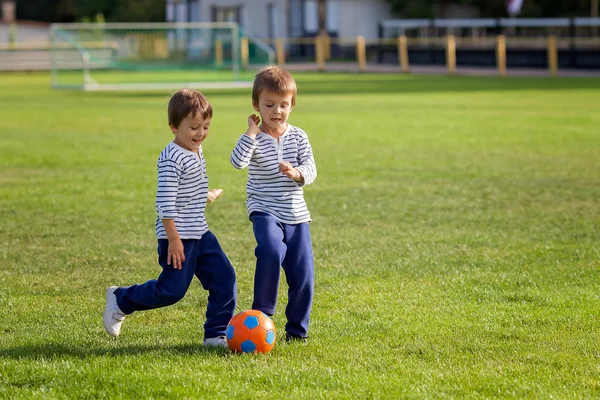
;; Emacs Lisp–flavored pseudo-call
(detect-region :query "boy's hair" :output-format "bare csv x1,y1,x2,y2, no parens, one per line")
168,89,213,128
252,66,297,107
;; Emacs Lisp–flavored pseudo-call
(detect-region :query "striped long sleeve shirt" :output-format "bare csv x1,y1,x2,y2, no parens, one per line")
155,141,208,239
230,124,317,224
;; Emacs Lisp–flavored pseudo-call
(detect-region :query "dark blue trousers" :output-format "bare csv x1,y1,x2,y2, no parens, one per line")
114,231,237,339
250,212,314,337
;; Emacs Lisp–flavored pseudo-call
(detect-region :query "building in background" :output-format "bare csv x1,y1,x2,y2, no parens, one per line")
1,0,49,44
166,0,393,41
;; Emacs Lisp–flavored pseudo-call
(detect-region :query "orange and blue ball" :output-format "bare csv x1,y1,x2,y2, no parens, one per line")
226,310,276,353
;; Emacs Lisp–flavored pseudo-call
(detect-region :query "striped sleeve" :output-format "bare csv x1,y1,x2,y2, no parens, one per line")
295,134,317,187
231,134,258,169
156,157,182,219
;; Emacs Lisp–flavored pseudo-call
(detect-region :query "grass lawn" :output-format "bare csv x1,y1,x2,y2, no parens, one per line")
1,71,599,399
52,69,258,87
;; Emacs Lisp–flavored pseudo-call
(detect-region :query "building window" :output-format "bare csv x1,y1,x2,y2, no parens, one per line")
212,6,241,23
303,0,318,34
326,0,338,33
268,3,276,38
288,0,304,38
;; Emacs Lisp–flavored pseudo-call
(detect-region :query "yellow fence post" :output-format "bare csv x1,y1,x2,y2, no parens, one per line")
547,35,558,77
241,36,249,69
446,35,456,74
356,36,367,72
276,38,285,65
215,39,223,68
323,34,331,60
315,36,325,71
496,35,507,76
398,35,410,73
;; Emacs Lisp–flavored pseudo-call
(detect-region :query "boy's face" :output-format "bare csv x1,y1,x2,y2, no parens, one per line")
170,112,211,152
253,91,294,133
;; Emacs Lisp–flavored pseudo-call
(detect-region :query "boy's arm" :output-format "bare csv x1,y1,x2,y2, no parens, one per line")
161,218,185,270
230,115,261,169
156,158,185,269
293,135,317,186
199,147,223,205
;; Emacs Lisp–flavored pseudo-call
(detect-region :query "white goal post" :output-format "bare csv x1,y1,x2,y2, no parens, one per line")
50,22,274,91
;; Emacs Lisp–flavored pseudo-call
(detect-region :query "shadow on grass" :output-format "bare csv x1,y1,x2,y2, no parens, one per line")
0,342,232,359
73,74,600,100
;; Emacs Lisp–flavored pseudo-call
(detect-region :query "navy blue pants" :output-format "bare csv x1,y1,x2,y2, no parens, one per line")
114,231,237,339
250,212,314,337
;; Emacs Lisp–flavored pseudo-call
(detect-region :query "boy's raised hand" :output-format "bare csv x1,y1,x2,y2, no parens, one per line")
246,114,261,138
279,161,303,182
207,188,223,204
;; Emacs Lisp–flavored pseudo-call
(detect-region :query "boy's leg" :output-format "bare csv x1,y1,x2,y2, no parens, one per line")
194,231,237,340
114,239,199,314
281,223,314,338
249,212,286,316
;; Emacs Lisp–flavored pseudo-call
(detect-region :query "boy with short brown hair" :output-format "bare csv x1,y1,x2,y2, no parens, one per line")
104,89,237,346
231,66,317,342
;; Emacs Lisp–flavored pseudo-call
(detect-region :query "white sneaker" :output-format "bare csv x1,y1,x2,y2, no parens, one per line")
103,286,126,337
203,336,228,347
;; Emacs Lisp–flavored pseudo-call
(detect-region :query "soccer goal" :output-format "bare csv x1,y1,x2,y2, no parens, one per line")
49,22,274,91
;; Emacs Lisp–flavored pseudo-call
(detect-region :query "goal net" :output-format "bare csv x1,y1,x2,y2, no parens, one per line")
50,22,274,91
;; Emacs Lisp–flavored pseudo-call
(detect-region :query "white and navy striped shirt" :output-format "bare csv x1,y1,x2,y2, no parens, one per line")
230,124,317,224
155,141,208,239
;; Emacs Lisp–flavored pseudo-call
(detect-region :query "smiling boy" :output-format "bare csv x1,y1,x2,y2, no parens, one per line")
103,89,237,346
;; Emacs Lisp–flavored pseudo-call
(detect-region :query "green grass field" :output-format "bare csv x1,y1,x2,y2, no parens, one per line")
52,69,258,87
1,71,599,399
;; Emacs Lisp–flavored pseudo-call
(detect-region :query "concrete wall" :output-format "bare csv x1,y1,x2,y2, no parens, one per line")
332,0,392,40
0,22,49,43
0,22,50,71
167,0,288,39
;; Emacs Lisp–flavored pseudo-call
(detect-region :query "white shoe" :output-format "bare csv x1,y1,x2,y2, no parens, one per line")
103,286,126,337
203,336,228,347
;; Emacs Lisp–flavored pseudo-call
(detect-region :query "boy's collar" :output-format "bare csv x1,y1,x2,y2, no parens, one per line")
258,124,290,139
170,140,201,156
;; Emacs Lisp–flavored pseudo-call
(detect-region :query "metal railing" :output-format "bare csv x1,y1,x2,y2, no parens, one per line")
2,35,599,73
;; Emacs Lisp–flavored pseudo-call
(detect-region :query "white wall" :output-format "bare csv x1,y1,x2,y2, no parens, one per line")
336,0,392,39
0,22,49,42
170,0,395,40
196,0,288,38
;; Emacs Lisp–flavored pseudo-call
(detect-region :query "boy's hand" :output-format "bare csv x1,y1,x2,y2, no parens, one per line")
279,161,303,182
167,239,185,270
246,114,261,138
207,188,223,204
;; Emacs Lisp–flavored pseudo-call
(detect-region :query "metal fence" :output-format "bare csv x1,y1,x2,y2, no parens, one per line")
2,18,599,73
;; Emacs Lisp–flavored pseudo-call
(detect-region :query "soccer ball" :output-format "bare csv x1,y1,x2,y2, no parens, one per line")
226,310,276,353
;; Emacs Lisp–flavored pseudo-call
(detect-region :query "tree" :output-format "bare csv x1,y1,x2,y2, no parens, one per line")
114,0,165,22
386,0,594,18
16,0,62,22
386,0,437,18
14,0,164,22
